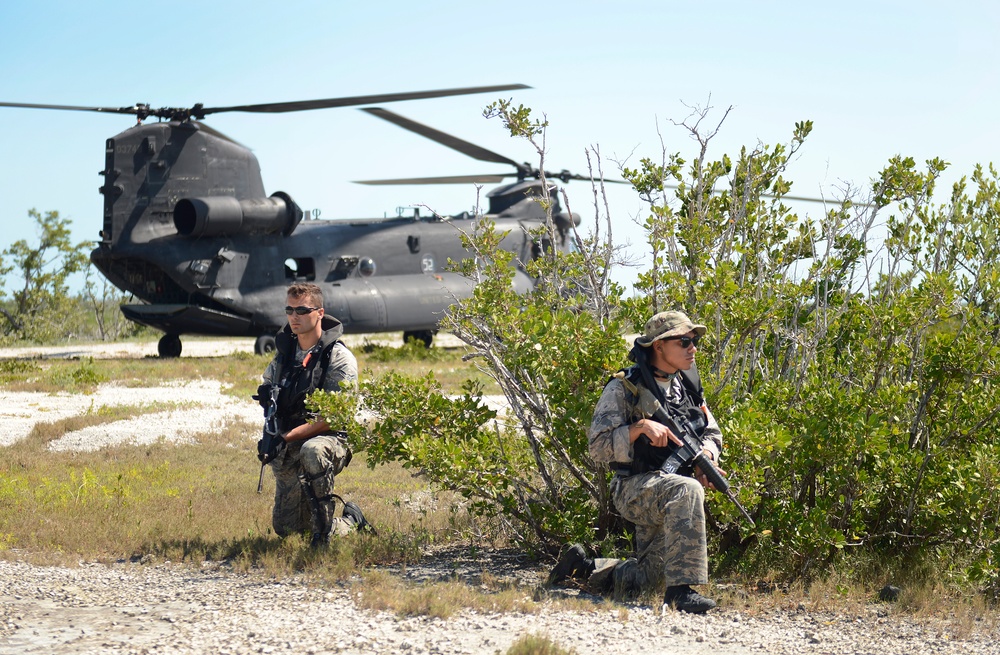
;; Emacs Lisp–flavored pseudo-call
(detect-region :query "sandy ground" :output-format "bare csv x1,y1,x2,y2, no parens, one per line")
0,333,501,452
0,332,467,360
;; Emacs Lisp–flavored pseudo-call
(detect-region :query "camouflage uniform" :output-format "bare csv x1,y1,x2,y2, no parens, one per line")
587,369,723,598
263,315,358,537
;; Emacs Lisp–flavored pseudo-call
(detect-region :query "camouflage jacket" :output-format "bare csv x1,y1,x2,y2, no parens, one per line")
587,368,723,467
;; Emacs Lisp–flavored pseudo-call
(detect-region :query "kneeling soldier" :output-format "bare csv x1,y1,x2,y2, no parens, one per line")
549,310,723,613
257,282,371,547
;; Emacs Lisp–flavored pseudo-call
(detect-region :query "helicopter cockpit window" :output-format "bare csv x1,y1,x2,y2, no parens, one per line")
358,257,376,277
284,257,316,281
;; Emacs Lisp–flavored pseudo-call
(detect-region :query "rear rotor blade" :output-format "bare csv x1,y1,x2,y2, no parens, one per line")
662,182,847,205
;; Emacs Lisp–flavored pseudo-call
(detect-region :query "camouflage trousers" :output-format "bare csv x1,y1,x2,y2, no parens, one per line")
270,434,353,538
589,471,708,598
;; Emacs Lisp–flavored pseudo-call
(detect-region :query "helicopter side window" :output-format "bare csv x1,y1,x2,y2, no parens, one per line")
284,257,316,281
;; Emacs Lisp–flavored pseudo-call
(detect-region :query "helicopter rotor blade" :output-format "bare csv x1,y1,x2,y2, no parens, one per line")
362,107,520,167
0,101,152,115
360,108,629,185
356,170,631,186
1,84,531,122
355,174,514,185
200,84,531,116
661,182,850,206
543,170,630,184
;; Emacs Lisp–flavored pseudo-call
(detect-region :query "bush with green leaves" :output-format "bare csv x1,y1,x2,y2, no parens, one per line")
624,105,1000,584
315,100,999,590
0,209,146,345
0,209,90,343
312,215,631,551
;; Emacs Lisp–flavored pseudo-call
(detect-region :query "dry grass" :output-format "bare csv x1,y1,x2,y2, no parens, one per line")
0,344,498,583
353,570,538,618
705,570,1000,641
504,634,579,655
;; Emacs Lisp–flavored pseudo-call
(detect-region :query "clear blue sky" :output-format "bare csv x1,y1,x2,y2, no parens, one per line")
2,1,997,293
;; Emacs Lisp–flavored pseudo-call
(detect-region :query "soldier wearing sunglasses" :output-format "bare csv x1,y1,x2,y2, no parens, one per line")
548,310,723,613
258,282,371,546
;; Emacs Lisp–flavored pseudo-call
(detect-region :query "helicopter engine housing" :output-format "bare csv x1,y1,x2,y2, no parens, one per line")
173,191,303,238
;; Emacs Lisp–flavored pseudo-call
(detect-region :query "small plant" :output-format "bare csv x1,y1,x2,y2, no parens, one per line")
504,633,578,655
0,358,39,383
68,357,107,387
360,338,452,363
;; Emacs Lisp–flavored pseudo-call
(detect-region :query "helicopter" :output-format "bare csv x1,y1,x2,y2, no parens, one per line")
0,85,593,357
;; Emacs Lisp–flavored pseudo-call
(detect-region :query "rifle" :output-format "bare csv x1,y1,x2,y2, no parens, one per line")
618,373,756,526
254,384,284,493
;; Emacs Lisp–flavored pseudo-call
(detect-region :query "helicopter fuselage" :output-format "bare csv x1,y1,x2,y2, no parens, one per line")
89,119,561,353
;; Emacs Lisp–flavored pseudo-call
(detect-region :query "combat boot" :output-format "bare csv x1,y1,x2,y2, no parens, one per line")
342,501,376,534
547,543,595,585
663,585,717,614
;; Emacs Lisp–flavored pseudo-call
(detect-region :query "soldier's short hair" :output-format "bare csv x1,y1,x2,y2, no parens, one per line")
286,282,323,308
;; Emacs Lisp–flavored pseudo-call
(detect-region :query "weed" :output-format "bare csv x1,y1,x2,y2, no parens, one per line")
504,633,578,655
352,570,539,619
0,358,40,384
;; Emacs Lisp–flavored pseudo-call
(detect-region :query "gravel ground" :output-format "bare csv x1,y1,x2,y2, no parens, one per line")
1,339,998,654
3,558,997,655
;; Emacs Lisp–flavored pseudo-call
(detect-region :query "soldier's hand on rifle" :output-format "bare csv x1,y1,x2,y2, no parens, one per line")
252,383,271,411
257,432,285,463
695,451,726,490
629,418,683,449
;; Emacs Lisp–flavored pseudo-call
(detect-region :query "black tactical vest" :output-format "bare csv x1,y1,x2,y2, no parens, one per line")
614,364,710,475
271,320,344,434
619,363,708,434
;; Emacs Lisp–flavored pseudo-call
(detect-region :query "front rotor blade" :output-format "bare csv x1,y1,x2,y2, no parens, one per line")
354,174,513,185
202,84,531,115
362,107,520,166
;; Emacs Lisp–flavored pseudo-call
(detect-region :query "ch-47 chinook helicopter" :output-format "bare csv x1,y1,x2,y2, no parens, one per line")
1,84,595,357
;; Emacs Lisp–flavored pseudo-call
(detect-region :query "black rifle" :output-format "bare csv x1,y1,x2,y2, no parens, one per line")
620,373,756,527
255,384,283,493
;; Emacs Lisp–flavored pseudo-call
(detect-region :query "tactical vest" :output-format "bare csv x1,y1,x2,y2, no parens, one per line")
271,327,342,434
615,364,709,475
618,364,707,432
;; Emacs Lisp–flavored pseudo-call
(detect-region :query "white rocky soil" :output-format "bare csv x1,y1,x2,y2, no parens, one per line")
4,557,997,655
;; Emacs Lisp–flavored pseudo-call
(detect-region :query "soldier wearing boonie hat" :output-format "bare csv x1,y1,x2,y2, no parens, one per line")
548,309,724,614
634,310,707,347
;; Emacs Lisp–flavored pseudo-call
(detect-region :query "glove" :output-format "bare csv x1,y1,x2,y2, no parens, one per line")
257,432,285,464
252,383,271,411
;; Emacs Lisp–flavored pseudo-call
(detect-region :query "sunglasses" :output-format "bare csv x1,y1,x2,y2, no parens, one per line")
285,305,320,316
663,334,701,348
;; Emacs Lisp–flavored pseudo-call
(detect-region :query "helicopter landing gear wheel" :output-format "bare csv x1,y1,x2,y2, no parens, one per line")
402,330,434,348
158,333,182,358
254,335,276,355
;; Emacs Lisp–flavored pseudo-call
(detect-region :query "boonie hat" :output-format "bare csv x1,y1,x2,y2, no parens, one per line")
635,310,707,347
